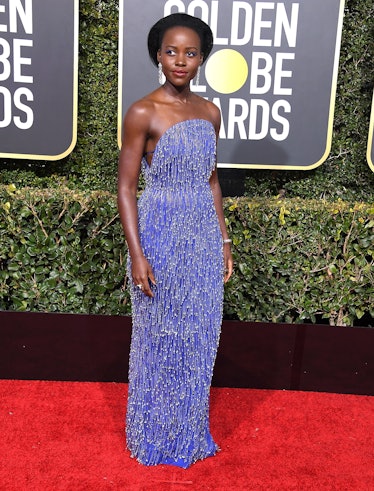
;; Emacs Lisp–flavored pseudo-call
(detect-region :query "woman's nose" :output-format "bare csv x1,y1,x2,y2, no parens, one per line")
175,54,186,66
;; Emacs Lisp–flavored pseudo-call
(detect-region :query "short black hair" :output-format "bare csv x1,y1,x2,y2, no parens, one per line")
147,13,214,67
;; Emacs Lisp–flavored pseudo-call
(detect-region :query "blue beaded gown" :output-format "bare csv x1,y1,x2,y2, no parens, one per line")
126,119,224,469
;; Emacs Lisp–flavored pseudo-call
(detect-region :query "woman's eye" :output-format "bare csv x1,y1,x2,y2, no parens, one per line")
187,51,197,57
165,49,175,55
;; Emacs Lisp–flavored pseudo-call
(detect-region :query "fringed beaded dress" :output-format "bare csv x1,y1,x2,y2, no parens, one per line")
126,119,224,468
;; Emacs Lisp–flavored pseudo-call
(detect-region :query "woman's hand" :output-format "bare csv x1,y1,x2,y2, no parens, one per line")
223,243,233,283
131,255,156,297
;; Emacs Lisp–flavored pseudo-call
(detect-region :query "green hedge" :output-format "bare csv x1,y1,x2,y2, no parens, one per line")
224,196,374,326
1,186,373,326
0,185,128,315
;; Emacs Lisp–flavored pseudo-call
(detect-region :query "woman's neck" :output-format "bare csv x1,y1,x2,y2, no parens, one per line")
161,82,193,105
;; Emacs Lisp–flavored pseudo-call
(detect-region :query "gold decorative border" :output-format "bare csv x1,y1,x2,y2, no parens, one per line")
117,0,125,149
367,90,374,172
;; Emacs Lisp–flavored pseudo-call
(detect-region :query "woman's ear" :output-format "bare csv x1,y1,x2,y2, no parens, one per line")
157,49,161,62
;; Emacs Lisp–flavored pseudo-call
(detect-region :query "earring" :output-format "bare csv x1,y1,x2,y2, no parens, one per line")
195,66,201,86
158,62,163,85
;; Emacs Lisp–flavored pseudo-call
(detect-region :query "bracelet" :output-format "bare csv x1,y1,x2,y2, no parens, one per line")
223,238,232,244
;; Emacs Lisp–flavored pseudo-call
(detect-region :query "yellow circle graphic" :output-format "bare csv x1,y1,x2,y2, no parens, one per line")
205,49,248,94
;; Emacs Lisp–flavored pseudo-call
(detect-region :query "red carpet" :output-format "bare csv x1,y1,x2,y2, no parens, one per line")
0,381,373,490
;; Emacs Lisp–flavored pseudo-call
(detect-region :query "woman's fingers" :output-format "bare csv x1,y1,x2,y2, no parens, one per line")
132,261,156,297
133,278,154,297
224,252,234,283
148,268,157,286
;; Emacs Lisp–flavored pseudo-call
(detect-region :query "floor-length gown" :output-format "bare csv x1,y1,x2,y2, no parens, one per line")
126,119,224,468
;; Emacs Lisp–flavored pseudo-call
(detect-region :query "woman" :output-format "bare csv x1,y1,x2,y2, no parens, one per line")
117,12,233,468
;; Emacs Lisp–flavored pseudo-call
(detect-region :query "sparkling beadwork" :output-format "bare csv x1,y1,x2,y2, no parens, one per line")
126,119,224,469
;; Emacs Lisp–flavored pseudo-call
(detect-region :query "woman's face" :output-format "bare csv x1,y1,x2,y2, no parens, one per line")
157,26,203,86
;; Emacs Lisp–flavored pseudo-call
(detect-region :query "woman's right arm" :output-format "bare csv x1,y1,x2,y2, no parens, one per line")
117,103,156,297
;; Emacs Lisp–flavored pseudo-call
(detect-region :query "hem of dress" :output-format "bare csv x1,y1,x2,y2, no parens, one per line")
129,444,220,469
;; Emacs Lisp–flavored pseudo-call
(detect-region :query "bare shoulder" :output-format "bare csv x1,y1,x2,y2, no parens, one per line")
123,97,155,134
124,87,169,133
198,96,221,133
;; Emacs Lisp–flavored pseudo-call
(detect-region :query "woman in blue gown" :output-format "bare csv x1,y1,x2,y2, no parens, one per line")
117,13,233,468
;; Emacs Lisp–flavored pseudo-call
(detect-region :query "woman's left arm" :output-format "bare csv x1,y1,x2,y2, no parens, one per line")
208,101,233,282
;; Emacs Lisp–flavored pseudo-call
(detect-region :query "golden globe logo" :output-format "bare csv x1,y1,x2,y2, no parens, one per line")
205,49,248,94
164,0,299,142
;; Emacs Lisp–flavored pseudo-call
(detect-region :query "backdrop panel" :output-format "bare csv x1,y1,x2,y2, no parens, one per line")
0,0,79,160
118,0,345,170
